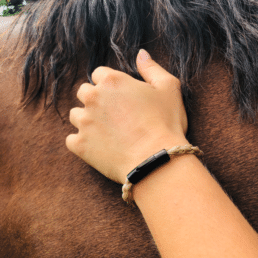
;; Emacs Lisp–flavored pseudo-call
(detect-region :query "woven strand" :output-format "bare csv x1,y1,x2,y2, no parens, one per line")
167,144,204,160
122,144,204,206
122,179,134,205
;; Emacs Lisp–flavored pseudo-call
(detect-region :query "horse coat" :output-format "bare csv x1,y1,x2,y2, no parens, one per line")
0,1,258,256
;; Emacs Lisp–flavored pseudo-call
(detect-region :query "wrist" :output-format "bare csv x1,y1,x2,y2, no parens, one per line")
120,131,190,185
132,153,198,205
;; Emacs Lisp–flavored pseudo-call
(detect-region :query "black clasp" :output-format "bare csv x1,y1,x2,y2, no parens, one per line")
127,149,170,184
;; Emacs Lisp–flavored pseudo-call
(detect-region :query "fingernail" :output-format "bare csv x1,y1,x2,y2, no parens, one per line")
138,49,151,62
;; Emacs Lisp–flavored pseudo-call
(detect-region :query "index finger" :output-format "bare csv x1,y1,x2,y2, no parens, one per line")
91,66,118,86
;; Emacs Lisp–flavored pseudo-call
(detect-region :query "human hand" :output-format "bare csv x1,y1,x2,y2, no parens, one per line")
66,49,189,184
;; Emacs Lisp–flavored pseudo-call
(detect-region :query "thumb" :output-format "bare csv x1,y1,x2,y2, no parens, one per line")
136,49,180,91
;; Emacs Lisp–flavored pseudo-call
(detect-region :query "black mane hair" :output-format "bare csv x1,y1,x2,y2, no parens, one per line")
1,0,258,124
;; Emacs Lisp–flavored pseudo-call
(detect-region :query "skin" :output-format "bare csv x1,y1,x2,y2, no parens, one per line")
66,49,188,184
66,49,258,257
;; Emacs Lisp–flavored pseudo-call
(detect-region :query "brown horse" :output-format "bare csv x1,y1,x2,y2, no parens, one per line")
0,1,258,257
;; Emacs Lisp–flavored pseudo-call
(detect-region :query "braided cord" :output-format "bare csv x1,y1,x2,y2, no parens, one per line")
122,144,204,206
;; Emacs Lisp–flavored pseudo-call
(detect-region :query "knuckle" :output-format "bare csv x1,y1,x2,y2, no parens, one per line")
65,134,78,153
78,114,91,127
102,71,120,86
65,134,73,150
93,66,105,75
75,135,88,157
166,75,180,86
76,84,85,99
74,109,91,127
91,66,105,83
145,62,156,71
77,85,99,105
69,107,77,120
162,75,175,84
66,134,84,157
69,107,91,127
160,75,181,91
84,89,99,104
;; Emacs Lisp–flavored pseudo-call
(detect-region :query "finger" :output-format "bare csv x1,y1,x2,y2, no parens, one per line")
69,107,92,129
136,49,181,92
91,66,117,86
77,83,99,107
65,133,85,158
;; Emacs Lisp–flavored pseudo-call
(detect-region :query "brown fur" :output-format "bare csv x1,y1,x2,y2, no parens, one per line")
0,16,257,257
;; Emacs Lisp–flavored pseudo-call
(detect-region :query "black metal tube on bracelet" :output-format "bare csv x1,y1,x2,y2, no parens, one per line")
127,149,170,184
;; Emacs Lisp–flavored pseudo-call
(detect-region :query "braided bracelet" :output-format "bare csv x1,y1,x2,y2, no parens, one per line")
122,144,204,206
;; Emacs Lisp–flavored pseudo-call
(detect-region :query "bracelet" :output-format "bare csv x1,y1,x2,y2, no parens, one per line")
122,144,204,206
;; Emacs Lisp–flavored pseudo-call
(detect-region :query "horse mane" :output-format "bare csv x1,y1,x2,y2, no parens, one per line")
1,0,258,124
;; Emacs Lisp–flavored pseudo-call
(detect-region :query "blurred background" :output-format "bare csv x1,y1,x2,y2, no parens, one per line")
0,0,28,16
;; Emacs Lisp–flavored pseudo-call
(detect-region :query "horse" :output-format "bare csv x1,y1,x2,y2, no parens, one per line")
0,0,257,257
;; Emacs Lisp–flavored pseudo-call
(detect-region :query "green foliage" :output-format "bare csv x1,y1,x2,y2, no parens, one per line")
0,0,7,6
0,0,24,17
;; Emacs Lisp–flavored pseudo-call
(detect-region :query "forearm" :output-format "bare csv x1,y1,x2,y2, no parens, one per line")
133,152,258,257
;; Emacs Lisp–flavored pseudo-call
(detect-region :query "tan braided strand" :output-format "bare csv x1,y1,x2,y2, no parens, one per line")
122,179,135,206
122,144,204,206
167,144,204,159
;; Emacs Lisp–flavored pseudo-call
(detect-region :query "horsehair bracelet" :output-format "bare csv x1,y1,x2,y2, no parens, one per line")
122,144,204,206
